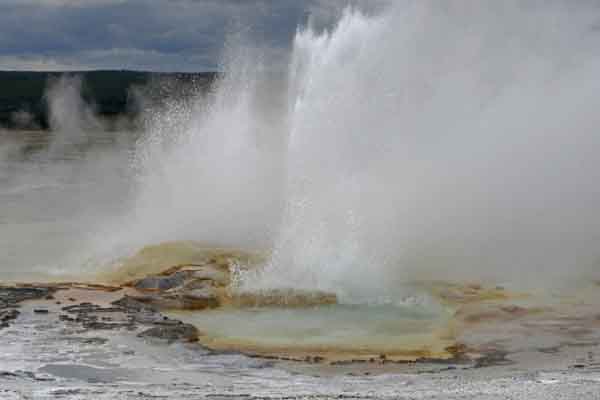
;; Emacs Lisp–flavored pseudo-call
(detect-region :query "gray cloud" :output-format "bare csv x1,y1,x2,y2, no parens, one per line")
0,0,384,72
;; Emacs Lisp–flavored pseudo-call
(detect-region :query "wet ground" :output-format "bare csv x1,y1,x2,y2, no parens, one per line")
3,285,600,399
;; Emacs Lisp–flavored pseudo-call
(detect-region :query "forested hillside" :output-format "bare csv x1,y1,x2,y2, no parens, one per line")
0,71,217,129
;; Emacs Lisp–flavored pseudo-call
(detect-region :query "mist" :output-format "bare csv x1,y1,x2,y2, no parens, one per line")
257,1,600,299
2,1,600,302
0,74,136,280
126,1,600,301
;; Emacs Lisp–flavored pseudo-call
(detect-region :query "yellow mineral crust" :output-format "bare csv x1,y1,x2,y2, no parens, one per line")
193,337,456,363
93,243,541,363
97,241,265,285
414,281,527,306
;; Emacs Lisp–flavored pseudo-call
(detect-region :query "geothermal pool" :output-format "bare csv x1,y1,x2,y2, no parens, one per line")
168,303,454,361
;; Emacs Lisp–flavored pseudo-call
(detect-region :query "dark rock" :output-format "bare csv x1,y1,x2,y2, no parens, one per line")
127,294,183,309
130,312,168,325
62,304,97,313
122,282,221,310
0,309,19,327
152,318,184,326
138,323,199,342
59,314,75,322
33,309,49,314
53,295,200,344
537,346,561,354
111,296,158,313
62,303,124,314
134,272,187,291
64,337,109,345
59,300,139,331
84,321,133,330
304,355,325,363
0,287,54,306
474,350,513,368
0,370,54,382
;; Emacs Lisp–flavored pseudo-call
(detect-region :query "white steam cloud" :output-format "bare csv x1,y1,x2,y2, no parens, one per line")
125,1,600,302
7,1,600,303
45,75,105,153
258,1,600,300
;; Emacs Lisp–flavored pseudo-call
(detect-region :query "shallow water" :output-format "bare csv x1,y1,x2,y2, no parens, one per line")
168,303,453,360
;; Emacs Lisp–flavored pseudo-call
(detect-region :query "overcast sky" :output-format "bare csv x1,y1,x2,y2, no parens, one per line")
0,0,380,72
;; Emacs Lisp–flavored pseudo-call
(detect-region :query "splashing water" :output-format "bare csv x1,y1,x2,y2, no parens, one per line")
110,2,600,303
7,2,600,304
238,2,600,302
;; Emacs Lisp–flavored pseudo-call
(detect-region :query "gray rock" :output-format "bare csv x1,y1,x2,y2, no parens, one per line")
137,323,199,342
0,309,19,325
134,272,187,291
111,296,158,312
63,337,109,345
126,294,184,310
0,287,54,308
126,287,220,310
84,321,134,330
60,301,136,331
62,303,123,314
474,350,513,368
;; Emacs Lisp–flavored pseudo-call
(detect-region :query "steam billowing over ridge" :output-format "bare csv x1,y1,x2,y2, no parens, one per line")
3,1,600,303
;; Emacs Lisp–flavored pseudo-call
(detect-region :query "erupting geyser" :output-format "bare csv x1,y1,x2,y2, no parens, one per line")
26,1,600,304
256,1,600,301
7,1,600,393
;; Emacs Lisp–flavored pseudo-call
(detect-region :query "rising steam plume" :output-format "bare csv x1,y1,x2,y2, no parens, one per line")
0,74,135,281
19,1,600,303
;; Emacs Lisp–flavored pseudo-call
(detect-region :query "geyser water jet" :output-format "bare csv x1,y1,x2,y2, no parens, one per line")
72,1,600,302
240,1,600,301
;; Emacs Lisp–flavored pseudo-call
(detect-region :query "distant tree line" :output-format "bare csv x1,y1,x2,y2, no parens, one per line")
0,70,217,130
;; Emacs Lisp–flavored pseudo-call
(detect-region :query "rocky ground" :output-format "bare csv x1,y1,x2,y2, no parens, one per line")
0,283,202,342
2,285,600,399
3,247,600,398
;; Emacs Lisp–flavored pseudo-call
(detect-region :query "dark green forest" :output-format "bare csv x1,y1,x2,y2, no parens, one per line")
0,71,217,129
